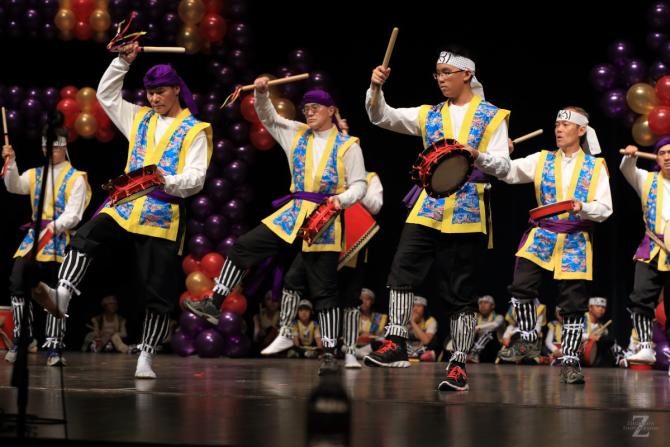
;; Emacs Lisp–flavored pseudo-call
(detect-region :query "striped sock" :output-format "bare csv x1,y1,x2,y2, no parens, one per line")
561,316,584,359
10,295,34,341
212,259,246,306
511,297,538,342
386,289,413,339
632,312,653,349
138,310,171,354
43,313,67,350
318,307,342,349
342,307,359,355
278,289,301,337
449,312,477,364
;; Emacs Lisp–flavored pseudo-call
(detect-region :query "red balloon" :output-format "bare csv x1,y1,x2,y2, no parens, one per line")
199,13,227,43
195,288,214,300
657,76,670,105
240,94,259,123
204,0,224,13
57,98,81,128
60,85,79,100
200,252,225,278
222,292,247,315
74,20,93,40
92,101,111,128
67,128,79,143
249,122,275,150
179,290,205,310
648,105,670,136
95,126,114,143
72,0,95,21
182,254,201,275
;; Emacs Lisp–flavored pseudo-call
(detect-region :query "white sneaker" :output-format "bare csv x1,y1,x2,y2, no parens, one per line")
355,344,372,359
345,353,361,369
134,352,157,379
625,347,656,365
4,347,17,363
46,352,67,367
31,282,69,318
260,334,294,355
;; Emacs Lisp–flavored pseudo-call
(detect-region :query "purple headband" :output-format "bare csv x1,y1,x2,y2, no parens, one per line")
143,64,198,115
300,89,339,128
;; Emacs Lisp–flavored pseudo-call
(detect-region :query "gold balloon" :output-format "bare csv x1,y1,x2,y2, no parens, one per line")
59,0,73,8
94,31,108,44
627,83,659,114
95,0,109,8
89,9,111,32
632,115,659,147
272,98,296,120
176,26,202,55
258,73,280,97
185,271,214,295
76,87,97,111
74,113,98,138
178,0,206,25
54,8,76,32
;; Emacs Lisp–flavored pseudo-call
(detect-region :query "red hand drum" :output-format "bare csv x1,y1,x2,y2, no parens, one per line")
102,164,164,207
410,138,474,198
298,200,341,246
529,199,575,220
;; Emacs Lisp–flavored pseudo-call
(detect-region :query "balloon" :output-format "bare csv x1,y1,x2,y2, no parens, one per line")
187,218,205,236
204,214,228,241
623,111,638,129
200,252,225,278
240,94,259,123
186,271,215,295
211,64,235,86
230,222,249,236
6,85,23,108
72,0,95,20
20,98,43,124
221,102,241,122
226,48,249,71
608,40,634,65
24,9,40,32
89,8,111,32
178,0,206,24
195,328,225,357
92,101,111,129
4,109,22,134
213,138,235,165
162,12,180,35
187,234,213,259
289,48,311,72
223,334,250,357
179,310,210,337
647,32,668,52
622,59,647,87
650,61,669,82
144,0,165,20
216,236,236,256
228,121,249,144
57,98,81,128
648,105,670,136
308,71,331,90
74,19,93,40
204,0,224,12
76,87,97,111
206,177,233,203
42,87,60,109
60,85,79,99
222,291,247,315
226,0,247,19
224,160,248,183
177,25,202,54
201,101,222,124
648,1,670,30
626,83,658,114
224,198,245,222
656,76,670,105
272,98,296,120
55,8,76,32
182,254,201,275
216,310,242,336
632,115,659,147
199,12,226,43
234,144,256,164
191,195,213,219
74,112,98,137
170,329,196,356
249,122,275,150
657,301,667,330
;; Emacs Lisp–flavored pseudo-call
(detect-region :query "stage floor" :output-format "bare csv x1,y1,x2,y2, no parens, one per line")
1,353,669,446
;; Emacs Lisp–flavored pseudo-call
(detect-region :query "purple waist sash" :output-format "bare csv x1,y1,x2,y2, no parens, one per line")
19,220,52,232
271,191,331,209
402,168,490,209
634,232,664,260
517,218,594,251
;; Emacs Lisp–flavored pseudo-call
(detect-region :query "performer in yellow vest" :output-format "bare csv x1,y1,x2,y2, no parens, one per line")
364,46,510,392
3,114,90,366
32,42,212,379
185,78,368,375
502,107,612,384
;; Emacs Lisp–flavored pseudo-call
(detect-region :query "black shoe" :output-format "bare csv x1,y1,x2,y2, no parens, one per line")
363,338,410,368
438,361,469,391
184,297,221,325
318,353,340,376
560,359,585,384
497,338,541,363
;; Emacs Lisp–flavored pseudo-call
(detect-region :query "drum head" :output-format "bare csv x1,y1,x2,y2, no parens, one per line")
427,152,472,198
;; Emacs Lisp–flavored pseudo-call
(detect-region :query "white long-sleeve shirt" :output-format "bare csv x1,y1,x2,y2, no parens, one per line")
364,87,511,178
96,57,209,198
620,155,670,222
4,159,87,234
361,173,383,215
253,90,367,208
503,150,613,222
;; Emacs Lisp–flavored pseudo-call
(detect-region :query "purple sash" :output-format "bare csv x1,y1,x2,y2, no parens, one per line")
271,191,331,209
19,220,52,232
517,218,594,251
634,232,664,260
402,168,490,209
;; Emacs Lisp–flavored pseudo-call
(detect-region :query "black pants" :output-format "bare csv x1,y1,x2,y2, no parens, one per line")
388,223,487,314
629,259,670,320
229,223,341,311
508,258,590,317
69,214,181,314
338,248,368,309
9,257,59,297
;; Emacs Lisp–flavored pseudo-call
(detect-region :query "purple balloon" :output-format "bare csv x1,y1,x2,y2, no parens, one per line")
230,222,249,237
608,40,634,66
217,310,243,336
648,32,668,53
227,48,249,71
187,218,205,236
622,59,648,86
196,328,226,358
25,88,40,99
309,71,331,90
160,12,180,35
660,41,670,66
227,0,248,19
42,0,59,16
4,109,22,133
170,329,196,356
204,214,228,241
7,20,21,39
224,198,245,222
206,177,233,203
652,323,670,369
227,121,249,144
206,91,223,105
24,9,40,31
600,89,627,118
144,0,165,20
202,102,222,124
648,2,670,30
650,60,670,81
213,138,235,166
134,88,148,106
21,98,43,124
224,334,251,358
623,111,638,129
234,186,254,205
6,0,22,18
42,87,59,109
221,102,241,121
191,195,214,219
289,48,311,73
191,93,205,113
224,160,248,183
109,0,129,16
589,64,618,91
7,85,23,108
179,310,211,337
216,66,236,87
188,234,213,259
230,22,251,47
216,236,237,256
206,163,221,180
42,22,57,40
234,144,256,163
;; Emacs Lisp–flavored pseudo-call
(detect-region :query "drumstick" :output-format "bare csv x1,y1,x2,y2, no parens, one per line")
619,149,657,160
591,320,612,338
220,74,310,108
512,129,543,144
1,107,9,178
139,46,186,54
370,27,399,109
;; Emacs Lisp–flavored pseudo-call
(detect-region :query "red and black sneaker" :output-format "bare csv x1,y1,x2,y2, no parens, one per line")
363,338,410,368
438,362,469,391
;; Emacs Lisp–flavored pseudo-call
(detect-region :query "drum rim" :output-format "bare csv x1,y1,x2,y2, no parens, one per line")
424,148,474,198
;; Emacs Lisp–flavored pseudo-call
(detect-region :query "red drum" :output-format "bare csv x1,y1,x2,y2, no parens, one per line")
103,164,164,207
581,339,598,367
0,305,13,349
338,203,379,269
298,199,341,246
529,199,575,220
410,138,474,198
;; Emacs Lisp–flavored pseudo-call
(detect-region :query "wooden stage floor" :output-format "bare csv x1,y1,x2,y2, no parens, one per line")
1,353,669,446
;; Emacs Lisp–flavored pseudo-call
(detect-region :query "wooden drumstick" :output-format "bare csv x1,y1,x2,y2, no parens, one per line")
591,320,612,338
139,46,186,53
240,73,310,93
619,148,657,160
512,129,543,144
370,27,399,109
1,107,9,178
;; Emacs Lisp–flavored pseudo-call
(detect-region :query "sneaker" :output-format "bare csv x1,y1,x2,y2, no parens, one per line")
559,359,585,384
46,350,67,367
28,339,38,353
497,338,540,363
363,338,410,368
135,352,157,379
625,347,656,365
355,344,373,359
438,362,469,391
261,333,294,356
4,344,18,363
184,297,221,325
344,353,361,369
31,282,65,318
318,352,340,376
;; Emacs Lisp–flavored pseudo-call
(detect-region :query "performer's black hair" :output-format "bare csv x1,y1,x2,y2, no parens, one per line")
41,110,68,139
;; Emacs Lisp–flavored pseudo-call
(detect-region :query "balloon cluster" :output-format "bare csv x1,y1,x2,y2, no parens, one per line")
54,0,112,42
176,0,227,54
0,0,61,40
56,85,114,142
590,2,670,146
